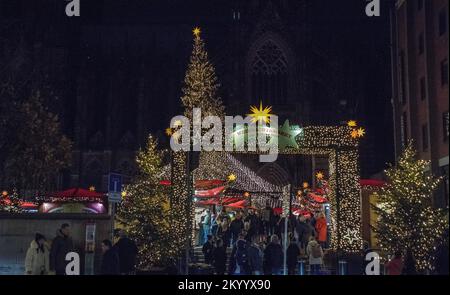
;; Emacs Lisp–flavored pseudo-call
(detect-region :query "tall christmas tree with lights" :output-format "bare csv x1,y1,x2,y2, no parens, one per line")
117,135,175,268
169,27,227,258
373,141,448,272
181,27,225,119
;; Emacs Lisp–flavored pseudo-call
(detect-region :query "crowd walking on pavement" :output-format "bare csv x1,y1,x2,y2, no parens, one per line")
198,205,328,275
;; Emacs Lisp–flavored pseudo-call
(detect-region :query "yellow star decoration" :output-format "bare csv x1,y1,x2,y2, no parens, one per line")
243,192,250,198
121,191,127,198
302,182,309,189
347,120,357,127
165,127,173,136
316,171,324,180
89,186,95,192
173,120,183,127
227,174,237,182
247,101,272,124
357,127,366,138
193,27,201,38
350,129,359,139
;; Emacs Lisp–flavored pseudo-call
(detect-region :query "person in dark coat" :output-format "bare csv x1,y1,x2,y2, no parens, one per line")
228,233,250,275
247,235,263,275
217,218,231,248
296,216,314,252
202,235,214,264
100,239,120,275
212,239,227,275
244,210,259,241
287,238,300,275
113,230,138,274
261,204,273,235
403,248,417,275
229,214,244,245
263,234,283,275
49,223,74,275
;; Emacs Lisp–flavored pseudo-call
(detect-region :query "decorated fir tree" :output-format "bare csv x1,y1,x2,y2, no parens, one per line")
373,141,448,272
0,92,72,194
117,135,175,268
181,27,225,119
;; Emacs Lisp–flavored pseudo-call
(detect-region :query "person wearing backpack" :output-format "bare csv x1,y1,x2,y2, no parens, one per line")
306,236,323,275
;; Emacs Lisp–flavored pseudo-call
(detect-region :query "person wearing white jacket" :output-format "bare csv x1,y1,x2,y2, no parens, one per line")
306,236,324,275
25,233,50,275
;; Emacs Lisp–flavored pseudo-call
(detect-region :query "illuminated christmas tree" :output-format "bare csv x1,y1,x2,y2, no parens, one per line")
181,27,225,119
373,141,449,272
117,135,175,268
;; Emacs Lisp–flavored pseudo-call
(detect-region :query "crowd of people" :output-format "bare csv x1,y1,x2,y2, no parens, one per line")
198,205,329,275
24,224,138,275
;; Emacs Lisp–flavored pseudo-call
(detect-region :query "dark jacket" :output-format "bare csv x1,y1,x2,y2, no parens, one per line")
287,242,300,268
202,241,214,264
263,242,283,271
212,246,227,274
230,218,244,235
101,248,120,275
228,239,250,274
296,221,314,243
49,230,74,274
113,237,138,273
247,243,263,273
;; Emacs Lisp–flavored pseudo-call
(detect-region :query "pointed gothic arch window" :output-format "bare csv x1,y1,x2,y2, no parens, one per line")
251,40,288,104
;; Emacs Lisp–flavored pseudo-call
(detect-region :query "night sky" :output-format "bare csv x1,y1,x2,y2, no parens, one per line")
0,0,394,177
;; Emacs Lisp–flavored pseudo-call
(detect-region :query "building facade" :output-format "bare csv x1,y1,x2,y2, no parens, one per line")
391,0,449,207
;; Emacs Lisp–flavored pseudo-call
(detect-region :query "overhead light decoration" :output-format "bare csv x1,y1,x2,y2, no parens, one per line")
347,120,357,127
1,191,8,197
165,127,173,136
357,127,366,138
302,182,309,189
316,171,324,180
243,192,250,198
247,101,272,124
89,186,95,192
227,174,237,182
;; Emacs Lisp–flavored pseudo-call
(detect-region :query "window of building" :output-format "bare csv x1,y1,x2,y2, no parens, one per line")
439,9,448,36
418,32,424,55
417,0,423,11
399,50,407,104
251,40,289,105
444,112,449,141
441,59,449,86
420,77,426,100
422,123,429,151
401,112,408,148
